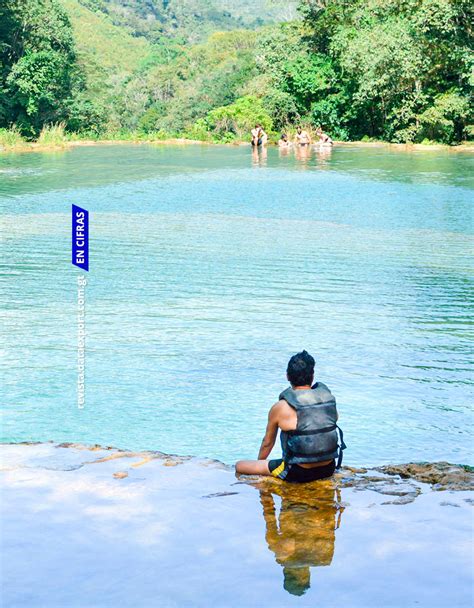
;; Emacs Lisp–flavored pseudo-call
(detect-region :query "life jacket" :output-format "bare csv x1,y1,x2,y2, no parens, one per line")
279,383,346,468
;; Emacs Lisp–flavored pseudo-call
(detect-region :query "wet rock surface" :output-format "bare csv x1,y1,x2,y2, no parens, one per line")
375,461,474,490
1,443,473,607
12,442,474,491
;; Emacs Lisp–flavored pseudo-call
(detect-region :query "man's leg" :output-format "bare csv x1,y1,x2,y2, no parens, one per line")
235,459,271,476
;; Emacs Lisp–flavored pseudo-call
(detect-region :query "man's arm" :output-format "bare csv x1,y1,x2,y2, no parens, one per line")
258,403,279,460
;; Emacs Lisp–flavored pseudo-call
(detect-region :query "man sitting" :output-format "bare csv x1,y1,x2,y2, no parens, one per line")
236,350,345,483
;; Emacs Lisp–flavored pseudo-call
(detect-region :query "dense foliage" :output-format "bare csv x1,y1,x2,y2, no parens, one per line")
299,0,473,143
0,0,472,143
78,0,297,43
0,0,79,136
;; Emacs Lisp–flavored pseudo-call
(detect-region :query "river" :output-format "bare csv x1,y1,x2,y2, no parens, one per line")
1,143,472,466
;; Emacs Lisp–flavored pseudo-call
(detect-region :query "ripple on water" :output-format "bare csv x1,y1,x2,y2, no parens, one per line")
0,145,473,466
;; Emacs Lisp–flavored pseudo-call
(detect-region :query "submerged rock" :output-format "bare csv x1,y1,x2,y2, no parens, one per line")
376,461,474,490
113,471,128,479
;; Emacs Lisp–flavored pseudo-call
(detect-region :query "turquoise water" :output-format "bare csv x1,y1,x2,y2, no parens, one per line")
1,143,473,466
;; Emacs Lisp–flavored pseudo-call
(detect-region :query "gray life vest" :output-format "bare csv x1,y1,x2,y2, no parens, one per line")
279,383,346,468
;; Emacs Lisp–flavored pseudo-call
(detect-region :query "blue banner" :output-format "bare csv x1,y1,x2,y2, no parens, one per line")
72,205,89,271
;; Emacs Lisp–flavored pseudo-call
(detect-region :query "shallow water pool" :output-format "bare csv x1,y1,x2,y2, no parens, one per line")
1,143,473,466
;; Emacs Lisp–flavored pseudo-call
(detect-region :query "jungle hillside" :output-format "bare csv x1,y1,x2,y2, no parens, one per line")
0,0,472,145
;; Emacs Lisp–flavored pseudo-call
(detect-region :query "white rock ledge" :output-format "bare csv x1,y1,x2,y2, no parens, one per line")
1,442,473,607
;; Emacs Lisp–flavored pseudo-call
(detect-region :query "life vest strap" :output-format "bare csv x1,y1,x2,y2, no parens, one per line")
288,447,339,459
336,425,346,469
287,424,337,437
290,426,346,466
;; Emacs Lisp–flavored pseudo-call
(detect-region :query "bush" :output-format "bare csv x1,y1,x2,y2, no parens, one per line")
66,94,108,135
418,91,471,144
0,127,26,147
185,119,214,142
310,95,349,140
37,123,67,145
263,89,299,130
138,104,168,134
465,124,474,140
202,95,273,141
145,130,172,141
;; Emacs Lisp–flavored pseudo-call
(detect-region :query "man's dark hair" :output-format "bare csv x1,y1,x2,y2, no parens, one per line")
287,350,315,386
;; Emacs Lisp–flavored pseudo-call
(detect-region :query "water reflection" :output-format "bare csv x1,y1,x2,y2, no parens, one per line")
278,146,291,158
294,144,313,166
258,480,344,596
315,144,333,167
277,143,332,169
251,145,267,167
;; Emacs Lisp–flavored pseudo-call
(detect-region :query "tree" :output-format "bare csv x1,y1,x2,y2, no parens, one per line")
190,95,273,141
0,0,79,136
418,90,471,143
301,0,473,142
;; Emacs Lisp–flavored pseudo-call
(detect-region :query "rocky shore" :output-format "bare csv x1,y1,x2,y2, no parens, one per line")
1,442,473,607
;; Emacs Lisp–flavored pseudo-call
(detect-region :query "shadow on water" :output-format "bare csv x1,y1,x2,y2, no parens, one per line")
256,479,344,596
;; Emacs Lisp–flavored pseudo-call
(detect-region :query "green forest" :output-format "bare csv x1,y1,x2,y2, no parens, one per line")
0,0,472,145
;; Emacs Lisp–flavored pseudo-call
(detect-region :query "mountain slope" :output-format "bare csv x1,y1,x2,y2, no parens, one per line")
75,0,298,42
61,0,151,79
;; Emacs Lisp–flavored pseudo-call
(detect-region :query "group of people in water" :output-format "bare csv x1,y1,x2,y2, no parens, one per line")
251,124,333,148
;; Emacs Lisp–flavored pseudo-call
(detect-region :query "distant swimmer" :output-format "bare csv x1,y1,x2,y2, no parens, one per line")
251,124,268,147
316,127,333,145
278,134,291,148
295,126,311,146
236,350,346,483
